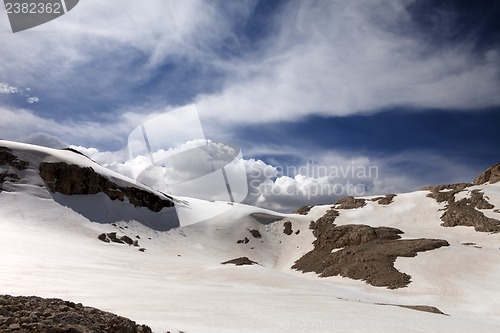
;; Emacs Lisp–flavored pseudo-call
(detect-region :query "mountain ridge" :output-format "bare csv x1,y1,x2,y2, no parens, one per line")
1,139,499,333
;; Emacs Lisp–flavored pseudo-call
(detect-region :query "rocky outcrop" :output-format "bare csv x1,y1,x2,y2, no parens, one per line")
441,200,499,232
292,205,314,215
39,162,173,212
375,194,397,205
222,257,259,266
0,295,152,333
422,183,470,203
293,212,449,289
473,163,500,185
425,184,499,232
335,196,366,209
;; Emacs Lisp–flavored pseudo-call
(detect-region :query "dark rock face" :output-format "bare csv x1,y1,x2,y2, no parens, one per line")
335,196,366,209
39,162,173,213
293,212,449,289
425,184,499,232
221,257,258,266
0,295,152,333
473,163,500,185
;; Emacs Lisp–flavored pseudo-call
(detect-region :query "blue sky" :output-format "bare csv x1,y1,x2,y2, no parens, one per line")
1,0,499,211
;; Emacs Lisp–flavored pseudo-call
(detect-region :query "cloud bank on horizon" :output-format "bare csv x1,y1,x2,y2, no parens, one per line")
1,0,499,211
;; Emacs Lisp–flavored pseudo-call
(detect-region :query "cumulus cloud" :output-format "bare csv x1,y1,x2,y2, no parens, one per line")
64,140,478,212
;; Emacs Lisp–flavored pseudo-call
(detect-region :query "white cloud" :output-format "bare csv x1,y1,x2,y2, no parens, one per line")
196,0,500,124
2,1,498,130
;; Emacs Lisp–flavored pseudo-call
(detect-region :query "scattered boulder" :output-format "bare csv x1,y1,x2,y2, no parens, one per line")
98,233,142,247
248,229,262,238
138,248,146,252
335,196,366,209
283,221,293,235
0,295,152,333
97,233,109,243
222,257,258,266
237,237,250,244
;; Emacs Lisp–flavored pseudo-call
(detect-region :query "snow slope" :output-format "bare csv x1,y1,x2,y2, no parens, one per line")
1,140,500,332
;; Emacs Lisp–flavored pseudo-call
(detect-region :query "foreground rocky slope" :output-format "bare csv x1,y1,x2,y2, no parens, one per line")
0,295,152,333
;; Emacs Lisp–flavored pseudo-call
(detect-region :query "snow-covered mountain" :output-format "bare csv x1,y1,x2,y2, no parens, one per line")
1,140,499,333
